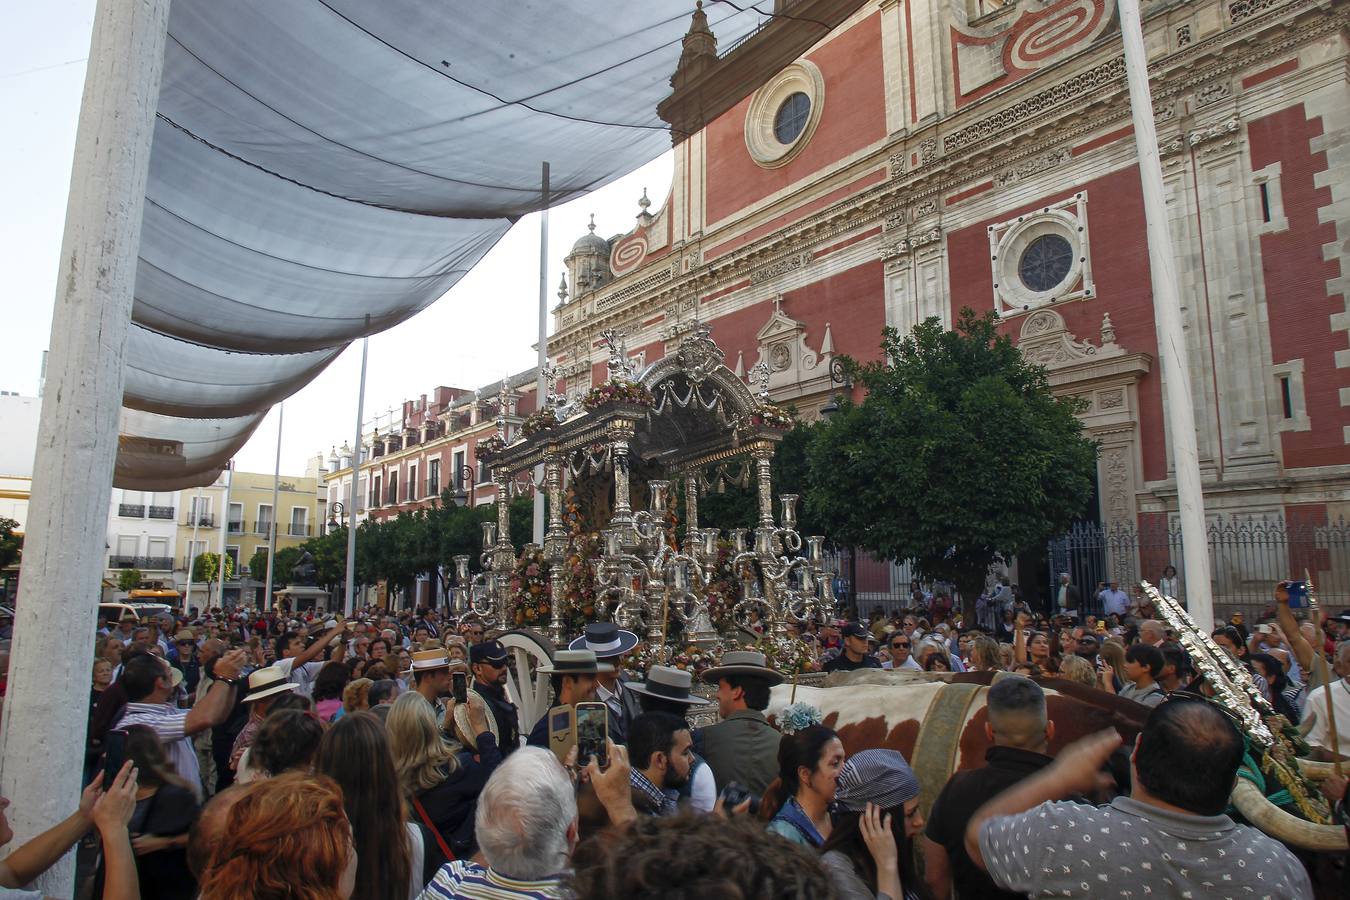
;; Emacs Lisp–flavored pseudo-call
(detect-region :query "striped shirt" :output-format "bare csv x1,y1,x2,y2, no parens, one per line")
116,701,201,797
417,860,567,899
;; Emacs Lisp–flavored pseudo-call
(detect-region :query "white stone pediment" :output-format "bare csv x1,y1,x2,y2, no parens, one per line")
749,297,832,394
1017,308,1124,370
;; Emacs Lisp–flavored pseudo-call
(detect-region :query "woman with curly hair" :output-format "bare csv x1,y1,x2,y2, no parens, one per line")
197,772,356,899
341,677,373,716
310,662,351,723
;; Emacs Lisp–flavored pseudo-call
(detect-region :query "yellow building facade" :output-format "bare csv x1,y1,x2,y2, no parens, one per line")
175,466,325,610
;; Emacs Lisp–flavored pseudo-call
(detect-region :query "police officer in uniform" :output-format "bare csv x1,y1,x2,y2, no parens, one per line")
469,639,520,756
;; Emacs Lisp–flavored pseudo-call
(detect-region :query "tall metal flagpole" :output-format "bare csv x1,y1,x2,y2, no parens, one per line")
1118,0,1214,630
533,162,550,544
0,3,171,888
188,487,203,607
264,403,284,611
217,463,232,608
345,330,370,617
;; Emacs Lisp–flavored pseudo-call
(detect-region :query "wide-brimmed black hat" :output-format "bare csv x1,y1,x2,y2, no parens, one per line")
537,649,614,675
699,650,783,687
627,665,705,706
568,622,640,659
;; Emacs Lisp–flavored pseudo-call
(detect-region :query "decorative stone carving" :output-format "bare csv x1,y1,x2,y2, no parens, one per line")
944,57,1126,154
1017,308,1124,369
1229,0,1285,24
1103,445,1133,521
995,148,1072,187
747,297,831,396
919,138,938,164
914,199,938,219
1192,81,1232,109
1098,389,1125,409
882,226,942,260
749,251,812,285
1188,117,1241,148
673,324,724,386
989,193,1093,316
1176,24,1192,47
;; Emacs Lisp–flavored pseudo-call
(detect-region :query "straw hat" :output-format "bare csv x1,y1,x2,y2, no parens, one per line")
410,649,451,673
241,666,298,704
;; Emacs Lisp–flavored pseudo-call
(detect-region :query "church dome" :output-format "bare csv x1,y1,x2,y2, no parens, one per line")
570,215,609,256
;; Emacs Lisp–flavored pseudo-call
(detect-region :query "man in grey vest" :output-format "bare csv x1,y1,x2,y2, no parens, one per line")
695,650,784,796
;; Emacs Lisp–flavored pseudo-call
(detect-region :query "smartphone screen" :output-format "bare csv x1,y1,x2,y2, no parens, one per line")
452,671,468,704
1286,581,1310,608
103,729,128,787
575,702,609,768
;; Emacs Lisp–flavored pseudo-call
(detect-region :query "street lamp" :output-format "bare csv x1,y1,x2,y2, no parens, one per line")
819,357,853,419
818,357,855,614
327,501,346,534
453,465,476,506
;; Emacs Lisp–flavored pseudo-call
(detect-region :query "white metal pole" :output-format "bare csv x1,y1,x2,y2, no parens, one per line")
345,334,370,617
533,162,550,545
217,464,232,608
187,487,202,608
264,403,283,611
1118,0,1214,631
0,0,170,891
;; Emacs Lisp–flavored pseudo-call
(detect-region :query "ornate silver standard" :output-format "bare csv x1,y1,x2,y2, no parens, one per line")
1140,580,1273,747
470,325,835,662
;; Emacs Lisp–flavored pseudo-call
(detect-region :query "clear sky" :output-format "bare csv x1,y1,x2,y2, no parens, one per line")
1,0,673,478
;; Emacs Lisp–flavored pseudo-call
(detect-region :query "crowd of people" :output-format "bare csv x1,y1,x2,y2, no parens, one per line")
0,578,1346,898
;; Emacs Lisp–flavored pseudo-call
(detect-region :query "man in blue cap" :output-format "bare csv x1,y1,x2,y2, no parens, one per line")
470,639,520,756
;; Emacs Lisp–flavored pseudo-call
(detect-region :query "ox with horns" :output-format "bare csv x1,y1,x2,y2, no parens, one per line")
766,669,1347,852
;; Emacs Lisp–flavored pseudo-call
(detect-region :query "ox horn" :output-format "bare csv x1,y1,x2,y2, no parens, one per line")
1292,758,1338,782
1229,779,1348,852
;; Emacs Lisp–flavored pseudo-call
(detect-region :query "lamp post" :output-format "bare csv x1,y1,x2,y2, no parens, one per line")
453,465,476,507
327,501,346,534
819,358,855,615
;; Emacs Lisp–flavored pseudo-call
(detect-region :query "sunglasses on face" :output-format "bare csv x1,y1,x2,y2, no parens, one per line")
892,642,910,649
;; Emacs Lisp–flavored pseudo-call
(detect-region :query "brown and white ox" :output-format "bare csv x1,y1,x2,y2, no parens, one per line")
766,669,1345,852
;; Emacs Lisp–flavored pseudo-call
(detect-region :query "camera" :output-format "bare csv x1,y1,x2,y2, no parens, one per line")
719,781,761,816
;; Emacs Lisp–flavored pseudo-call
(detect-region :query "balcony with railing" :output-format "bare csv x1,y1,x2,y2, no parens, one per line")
109,554,174,571
147,505,175,520
287,523,312,537
185,514,215,527
254,520,274,536
227,520,244,533
118,504,145,517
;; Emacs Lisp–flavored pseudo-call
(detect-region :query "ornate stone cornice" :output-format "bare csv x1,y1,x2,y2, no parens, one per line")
554,0,1346,344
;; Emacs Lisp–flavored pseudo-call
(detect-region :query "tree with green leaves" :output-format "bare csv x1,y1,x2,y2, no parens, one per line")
0,517,21,570
695,417,822,537
806,309,1097,622
117,568,142,592
190,551,235,606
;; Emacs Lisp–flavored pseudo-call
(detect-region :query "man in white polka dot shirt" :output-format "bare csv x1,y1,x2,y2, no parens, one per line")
964,699,1311,899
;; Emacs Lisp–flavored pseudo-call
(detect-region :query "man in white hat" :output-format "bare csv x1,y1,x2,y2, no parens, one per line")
228,666,299,774
570,622,641,745
410,647,456,724
526,650,613,749
696,650,784,796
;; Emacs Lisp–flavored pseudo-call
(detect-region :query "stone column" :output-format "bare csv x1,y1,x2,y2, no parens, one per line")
0,0,171,893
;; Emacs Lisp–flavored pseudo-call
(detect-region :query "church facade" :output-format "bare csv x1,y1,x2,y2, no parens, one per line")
548,0,1350,600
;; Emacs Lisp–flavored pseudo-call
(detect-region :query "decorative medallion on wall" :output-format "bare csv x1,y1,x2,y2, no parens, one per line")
988,192,1093,317
952,0,1118,108
744,61,825,169
747,297,832,394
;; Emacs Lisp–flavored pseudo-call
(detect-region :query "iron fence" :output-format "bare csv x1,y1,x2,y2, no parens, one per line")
823,514,1350,622
1049,515,1350,620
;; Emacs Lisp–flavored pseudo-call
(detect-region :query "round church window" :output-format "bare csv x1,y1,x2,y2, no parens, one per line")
773,92,811,145
1018,234,1074,293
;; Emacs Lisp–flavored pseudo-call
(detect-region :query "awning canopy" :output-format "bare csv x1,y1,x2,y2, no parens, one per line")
116,0,822,489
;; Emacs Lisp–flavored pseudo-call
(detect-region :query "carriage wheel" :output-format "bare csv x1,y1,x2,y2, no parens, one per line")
497,628,556,739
